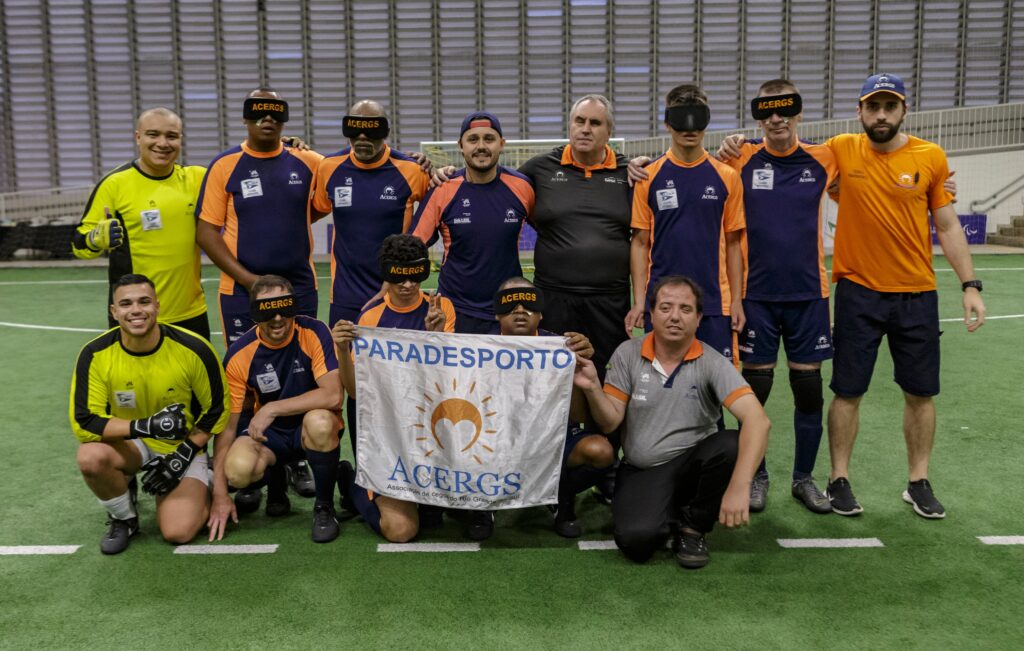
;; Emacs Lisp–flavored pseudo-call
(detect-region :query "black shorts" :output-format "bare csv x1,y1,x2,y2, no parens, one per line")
538,286,629,382
829,278,940,398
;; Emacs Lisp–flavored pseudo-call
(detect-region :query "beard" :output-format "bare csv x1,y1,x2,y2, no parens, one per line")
863,117,903,144
464,150,499,174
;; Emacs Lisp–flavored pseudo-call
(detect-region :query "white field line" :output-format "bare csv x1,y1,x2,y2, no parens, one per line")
377,542,480,553
977,536,1024,545
939,314,1024,322
0,545,81,555
777,538,884,548
578,540,619,551
173,544,278,554
0,321,223,336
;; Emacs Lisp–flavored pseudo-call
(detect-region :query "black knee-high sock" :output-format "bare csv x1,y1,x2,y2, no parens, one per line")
743,368,775,475
559,464,608,505
790,368,824,479
346,396,358,457
266,464,287,499
305,447,340,507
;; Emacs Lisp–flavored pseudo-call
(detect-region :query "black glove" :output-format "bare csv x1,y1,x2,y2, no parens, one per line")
129,403,188,440
141,439,202,496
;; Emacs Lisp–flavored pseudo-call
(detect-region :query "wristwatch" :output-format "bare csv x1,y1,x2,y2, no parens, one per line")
961,280,983,292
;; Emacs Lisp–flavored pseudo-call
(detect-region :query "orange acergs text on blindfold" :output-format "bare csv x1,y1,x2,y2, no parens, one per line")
250,294,299,322
243,97,289,123
750,93,802,121
493,287,544,314
342,115,390,140
380,258,430,283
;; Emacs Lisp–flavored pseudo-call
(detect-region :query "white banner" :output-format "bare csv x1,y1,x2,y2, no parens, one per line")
353,327,575,510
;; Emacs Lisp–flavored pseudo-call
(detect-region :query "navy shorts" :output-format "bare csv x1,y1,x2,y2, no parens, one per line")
739,298,833,365
329,303,361,328
241,422,304,465
645,313,737,364
829,279,941,398
219,290,318,346
562,425,591,464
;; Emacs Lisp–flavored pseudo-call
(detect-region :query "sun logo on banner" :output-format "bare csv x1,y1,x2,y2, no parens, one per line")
413,379,498,465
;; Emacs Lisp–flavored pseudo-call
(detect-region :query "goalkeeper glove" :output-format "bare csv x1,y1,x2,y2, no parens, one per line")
85,218,123,252
129,403,188,440
141,439,202,496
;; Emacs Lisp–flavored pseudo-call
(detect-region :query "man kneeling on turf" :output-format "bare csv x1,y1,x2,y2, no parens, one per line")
71,274,230,554
574,275,770,569
208,275,344,543
331,234,455,543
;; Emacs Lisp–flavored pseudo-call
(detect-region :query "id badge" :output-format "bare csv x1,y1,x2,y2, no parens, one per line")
241,178,264,199
655,188,678,211
140,209,163,231
334,186,352,208
114,390,137,409
255,371,281,393
752,168,774,190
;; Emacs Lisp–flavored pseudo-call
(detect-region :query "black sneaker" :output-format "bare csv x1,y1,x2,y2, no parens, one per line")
266,491,291,518
418,505,444,530
749,471,769,513
674,530,710,569
337,460,357,514
902,479,946,519
826,477,864,516
100,516,139,555
311,503,340,543
553,499,582,539
234,487,262,514
465,511,494,541
287,460,316,498
792,477,833,514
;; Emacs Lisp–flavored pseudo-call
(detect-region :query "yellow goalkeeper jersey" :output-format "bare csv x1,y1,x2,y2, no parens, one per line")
69,324,230,455
73,162,208,323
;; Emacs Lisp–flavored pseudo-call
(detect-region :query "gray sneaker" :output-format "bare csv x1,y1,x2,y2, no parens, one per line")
792,477,832,514
749,471,769,513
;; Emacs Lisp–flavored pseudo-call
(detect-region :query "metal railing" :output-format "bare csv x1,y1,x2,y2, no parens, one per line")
969,172,1024,215
620,103,1024,159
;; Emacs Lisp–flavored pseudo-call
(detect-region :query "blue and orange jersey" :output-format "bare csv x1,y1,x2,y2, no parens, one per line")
310,145,430,312
358,291,456,332
223,315,338,429
632,150,745,316
196,142,324,297
725,139,837,301
409,167,534,319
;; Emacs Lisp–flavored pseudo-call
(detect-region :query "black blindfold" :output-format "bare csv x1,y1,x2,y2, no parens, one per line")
243,97,289,123
664,104,711,132
381,258,430,284
250,294,299,323
493,287,544,315
342,115,390,140
750,93,802,121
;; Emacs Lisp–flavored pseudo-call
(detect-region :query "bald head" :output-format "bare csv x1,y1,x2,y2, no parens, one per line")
248,87,282,101
348,100,387,119
135,107,181,132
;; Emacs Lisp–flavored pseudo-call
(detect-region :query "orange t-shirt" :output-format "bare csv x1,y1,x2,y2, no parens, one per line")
827,133,953,292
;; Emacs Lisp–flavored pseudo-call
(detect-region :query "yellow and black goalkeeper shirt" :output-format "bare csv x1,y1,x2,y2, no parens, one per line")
72,162,208,323
69,324,230,455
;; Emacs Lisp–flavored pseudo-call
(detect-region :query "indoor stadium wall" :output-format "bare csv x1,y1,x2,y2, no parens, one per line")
1,0,1023,193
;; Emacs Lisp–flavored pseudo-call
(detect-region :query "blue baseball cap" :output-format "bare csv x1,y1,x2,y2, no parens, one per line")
860,73,906,101
459,111,503,139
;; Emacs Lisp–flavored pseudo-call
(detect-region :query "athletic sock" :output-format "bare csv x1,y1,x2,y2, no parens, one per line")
757,457,768,476
558,464,606,508
100,491,136,520
352,486,382,534
267,464,287,501
789,368,825,478
305,447,340,507
793,409,823,478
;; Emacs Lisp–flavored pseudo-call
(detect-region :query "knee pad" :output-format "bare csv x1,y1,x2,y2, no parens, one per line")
789,368,823,414
742,367,775,405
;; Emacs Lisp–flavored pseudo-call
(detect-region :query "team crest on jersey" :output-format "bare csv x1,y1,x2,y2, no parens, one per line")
685,384,700,400
666,179,675,188
462,198,471,208
292,359,305,374
762,162,773,170
380,185,398,200
722,347,732,358
752,168,773,190
249,170,259,178
815,336,830,350
551,170,568,182
799,168,816,183
345,177,353,185
289,171,303,185
640,372,650,383
504,208,518,223
896,172,919,188
702,185,719,200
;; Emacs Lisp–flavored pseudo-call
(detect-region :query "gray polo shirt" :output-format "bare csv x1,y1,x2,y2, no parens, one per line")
604,334,752,469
